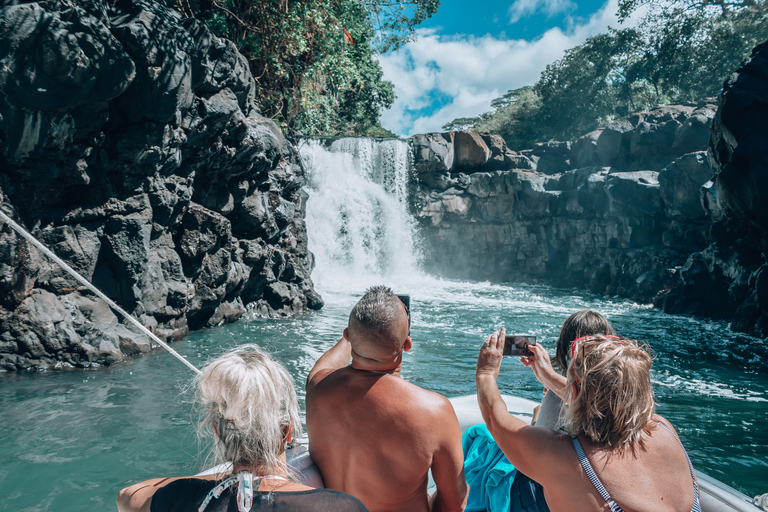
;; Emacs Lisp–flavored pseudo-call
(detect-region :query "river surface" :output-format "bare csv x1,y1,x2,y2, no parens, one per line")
1,139,767,511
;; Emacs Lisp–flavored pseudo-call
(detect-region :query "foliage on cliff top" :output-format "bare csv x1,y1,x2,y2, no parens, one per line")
178,0,437,138
444,0,767,150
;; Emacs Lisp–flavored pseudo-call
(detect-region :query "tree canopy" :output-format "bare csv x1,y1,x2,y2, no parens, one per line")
445,0,767,150
178,0,439,137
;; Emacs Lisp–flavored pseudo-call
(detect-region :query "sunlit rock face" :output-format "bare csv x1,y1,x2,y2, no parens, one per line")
0,0,321,371
408,99,720,321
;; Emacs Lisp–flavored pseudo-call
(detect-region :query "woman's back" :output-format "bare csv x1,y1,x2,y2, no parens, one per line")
540,417,698,512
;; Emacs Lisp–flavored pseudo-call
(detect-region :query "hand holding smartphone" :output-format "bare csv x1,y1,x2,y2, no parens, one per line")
503,335,536,357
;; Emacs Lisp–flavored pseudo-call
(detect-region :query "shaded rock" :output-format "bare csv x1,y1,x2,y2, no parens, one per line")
0,3,135,113
532,141,571,175
709,40,768,226
570,130,602,168
0,0,321,370
411,132,454,174
658,152,713,220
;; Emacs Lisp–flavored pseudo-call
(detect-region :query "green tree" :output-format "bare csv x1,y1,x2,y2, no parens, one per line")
178,0,438,136
534,28,649,142
445,0,767,149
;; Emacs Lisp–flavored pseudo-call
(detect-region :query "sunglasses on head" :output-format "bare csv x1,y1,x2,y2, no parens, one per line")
570,335,620,397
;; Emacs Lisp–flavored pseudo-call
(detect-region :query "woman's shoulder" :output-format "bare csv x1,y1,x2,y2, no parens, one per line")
150,477,216,512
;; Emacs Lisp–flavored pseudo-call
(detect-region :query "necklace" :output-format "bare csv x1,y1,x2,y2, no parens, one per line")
198,472,289,512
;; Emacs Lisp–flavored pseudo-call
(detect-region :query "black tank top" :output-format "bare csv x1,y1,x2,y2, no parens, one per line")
150,478,369,512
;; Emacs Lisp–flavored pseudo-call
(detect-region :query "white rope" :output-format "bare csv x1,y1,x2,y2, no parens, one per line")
0,208,202,375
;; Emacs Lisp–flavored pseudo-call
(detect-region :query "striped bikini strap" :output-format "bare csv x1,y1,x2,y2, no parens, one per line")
571,437,625,512
656,422,702,512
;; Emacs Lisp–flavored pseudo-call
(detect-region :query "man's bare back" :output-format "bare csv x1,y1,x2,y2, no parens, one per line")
306,286,467,512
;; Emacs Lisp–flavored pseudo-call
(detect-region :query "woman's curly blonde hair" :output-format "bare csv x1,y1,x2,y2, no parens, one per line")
565,335,656,452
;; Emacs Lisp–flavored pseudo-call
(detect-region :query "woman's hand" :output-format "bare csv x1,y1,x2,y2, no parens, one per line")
476,327,505,382
521,344,567,398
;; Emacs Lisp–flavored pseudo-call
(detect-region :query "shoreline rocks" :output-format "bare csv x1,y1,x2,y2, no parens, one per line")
0,0,322,371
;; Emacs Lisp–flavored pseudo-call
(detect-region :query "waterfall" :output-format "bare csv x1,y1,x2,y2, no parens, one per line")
300,138,421,293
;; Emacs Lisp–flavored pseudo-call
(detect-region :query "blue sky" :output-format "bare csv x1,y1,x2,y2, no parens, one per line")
378,0,639,136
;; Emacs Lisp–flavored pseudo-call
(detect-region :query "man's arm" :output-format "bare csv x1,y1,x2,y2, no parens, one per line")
306,335,352,392
429,399,469,512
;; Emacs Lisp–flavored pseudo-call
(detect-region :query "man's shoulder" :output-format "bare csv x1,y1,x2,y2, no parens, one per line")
381,379,456,422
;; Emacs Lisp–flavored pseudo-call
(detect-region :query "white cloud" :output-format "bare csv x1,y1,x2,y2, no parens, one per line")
508,0,577,24
378,0,640,137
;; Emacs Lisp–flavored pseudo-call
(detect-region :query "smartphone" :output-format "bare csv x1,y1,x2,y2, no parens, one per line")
396,294,411,335
503,335,536,357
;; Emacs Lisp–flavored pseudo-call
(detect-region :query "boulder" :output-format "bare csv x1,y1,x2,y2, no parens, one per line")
453,131,490,170
570,130,602,169
410,132,454,174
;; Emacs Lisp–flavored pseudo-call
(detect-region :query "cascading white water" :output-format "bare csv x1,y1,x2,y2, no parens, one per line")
300,138,421,292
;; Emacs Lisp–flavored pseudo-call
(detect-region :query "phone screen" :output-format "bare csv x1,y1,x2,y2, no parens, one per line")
503,335,536,356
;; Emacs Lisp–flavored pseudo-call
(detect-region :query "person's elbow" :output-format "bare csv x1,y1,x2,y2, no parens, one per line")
116,486,135,512
116,483,152,512
432,482,469,512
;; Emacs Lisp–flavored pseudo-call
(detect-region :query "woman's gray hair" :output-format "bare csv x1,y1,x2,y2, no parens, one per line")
198,344,302,475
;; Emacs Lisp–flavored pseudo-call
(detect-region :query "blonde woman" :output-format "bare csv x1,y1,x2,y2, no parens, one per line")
476,329,700,512
117,344,368,512
524,309,616,430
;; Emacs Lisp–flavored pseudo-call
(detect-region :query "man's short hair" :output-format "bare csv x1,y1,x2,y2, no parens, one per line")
350,285,406,347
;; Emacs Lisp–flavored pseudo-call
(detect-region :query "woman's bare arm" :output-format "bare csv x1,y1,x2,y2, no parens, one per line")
476,327,571,482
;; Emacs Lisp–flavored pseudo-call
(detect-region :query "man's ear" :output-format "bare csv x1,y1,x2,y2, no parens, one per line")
343,327,349,340
403,336,412,352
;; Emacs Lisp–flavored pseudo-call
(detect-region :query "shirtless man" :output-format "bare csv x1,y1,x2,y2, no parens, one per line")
306,286,468,512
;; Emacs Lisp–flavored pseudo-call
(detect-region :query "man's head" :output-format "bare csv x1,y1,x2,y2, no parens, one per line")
346,285,411,362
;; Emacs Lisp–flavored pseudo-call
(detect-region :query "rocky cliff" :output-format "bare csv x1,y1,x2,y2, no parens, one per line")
408,88,766,336
659,41,768,336
0,0,322,371
410,37,768,339
409,101,716,305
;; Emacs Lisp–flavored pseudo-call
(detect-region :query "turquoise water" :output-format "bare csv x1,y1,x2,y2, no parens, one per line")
3,140,768,510
1,278,767,512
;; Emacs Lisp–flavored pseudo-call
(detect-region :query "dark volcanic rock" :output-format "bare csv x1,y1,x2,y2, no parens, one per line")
407,41,768,339
0,0,321,371
659,40,768,337
408,100,719,309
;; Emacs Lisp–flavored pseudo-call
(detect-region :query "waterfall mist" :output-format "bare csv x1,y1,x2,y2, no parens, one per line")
300,138,421,293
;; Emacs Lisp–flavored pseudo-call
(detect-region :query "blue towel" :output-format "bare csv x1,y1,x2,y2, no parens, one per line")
462,424,518,512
